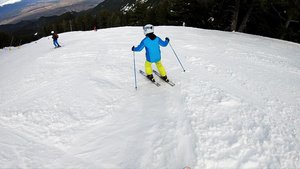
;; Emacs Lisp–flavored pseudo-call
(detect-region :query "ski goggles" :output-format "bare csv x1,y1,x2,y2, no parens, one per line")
143,25,153,31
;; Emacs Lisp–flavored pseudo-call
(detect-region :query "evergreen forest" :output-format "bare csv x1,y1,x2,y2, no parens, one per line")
0,0,299,48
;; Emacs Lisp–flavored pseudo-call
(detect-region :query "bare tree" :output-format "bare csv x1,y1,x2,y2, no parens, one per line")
231,0,240,31
238,0,257,32
279,0,300,39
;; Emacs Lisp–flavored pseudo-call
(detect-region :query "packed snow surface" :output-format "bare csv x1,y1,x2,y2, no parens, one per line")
0,26,299,169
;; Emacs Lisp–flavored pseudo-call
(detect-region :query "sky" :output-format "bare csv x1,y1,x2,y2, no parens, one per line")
0,0,102,25
0,0,22,7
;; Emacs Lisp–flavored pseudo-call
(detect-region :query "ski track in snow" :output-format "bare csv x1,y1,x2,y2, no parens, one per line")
177,30,300,168
0,26,299,169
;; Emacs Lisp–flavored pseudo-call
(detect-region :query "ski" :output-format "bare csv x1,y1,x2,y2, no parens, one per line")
153,70,175,86
139,70,161,87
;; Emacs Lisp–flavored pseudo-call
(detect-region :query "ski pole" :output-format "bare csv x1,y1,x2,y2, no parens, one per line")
133,51,137,90
169,42,185,72
18,39,22,49
9,36,14,51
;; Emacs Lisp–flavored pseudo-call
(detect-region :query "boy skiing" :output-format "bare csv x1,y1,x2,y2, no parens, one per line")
132,24,170,82
51,31,61,48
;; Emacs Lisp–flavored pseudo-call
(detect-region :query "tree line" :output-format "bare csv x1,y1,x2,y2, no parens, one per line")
1,0,299,49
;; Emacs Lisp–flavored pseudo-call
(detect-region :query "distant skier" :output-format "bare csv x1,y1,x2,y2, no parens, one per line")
132,24,170,82
51,31,61,48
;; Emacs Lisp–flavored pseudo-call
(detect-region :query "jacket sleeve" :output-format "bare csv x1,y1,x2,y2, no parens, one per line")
158,37,169,47
133,40,145,52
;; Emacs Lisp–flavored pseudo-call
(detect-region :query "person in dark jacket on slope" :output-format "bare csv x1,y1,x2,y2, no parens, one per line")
51,31,61,48
132,24,170,82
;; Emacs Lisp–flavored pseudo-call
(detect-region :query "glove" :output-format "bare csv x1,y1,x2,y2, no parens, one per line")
165,37,170,42
132,46,135,51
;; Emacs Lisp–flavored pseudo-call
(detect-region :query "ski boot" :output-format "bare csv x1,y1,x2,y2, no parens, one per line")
161,75,169,82
147,74,155,82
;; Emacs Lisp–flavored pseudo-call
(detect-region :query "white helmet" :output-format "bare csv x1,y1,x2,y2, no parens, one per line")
51,31,54,34
143,24,154,35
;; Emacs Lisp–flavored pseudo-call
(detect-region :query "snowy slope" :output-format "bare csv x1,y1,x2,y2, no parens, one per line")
0,26,299,169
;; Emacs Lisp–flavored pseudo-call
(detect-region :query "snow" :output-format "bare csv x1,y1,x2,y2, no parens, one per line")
0,26,299,169
121,3,134,13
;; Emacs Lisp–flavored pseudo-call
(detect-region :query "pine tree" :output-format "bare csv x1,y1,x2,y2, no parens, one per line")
156,0,172,25
76,14,85,31
108,12,122,27
0,31,10,49
97,10,111,28
131,0,148,25
84,12,95,31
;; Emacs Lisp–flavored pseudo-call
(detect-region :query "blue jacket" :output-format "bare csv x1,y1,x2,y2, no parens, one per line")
133,35,169,63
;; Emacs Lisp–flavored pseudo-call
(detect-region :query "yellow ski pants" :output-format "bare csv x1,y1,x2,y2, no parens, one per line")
145,60,167,77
